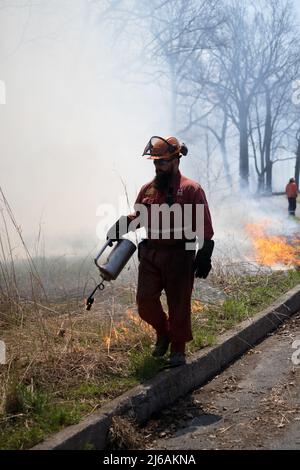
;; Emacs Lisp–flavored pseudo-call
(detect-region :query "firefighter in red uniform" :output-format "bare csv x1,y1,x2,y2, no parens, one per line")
107,136,214,367
285,177,298,216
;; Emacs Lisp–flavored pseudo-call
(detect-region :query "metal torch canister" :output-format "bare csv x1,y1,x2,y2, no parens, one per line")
95,238,136,281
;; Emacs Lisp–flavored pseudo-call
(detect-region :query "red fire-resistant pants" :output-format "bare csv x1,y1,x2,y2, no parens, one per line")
136,242,195,351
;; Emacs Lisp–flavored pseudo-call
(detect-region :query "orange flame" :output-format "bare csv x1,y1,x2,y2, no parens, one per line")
125,308,152,332
245,222,300,267
191,300,205,314
101,308,153,354
103,335,111,349
126,309,140,324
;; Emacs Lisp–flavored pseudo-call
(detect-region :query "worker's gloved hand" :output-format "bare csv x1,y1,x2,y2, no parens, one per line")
106,216,130,242
194,240,214,279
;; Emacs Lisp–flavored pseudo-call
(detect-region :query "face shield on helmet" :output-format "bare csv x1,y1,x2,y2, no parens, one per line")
142,136,182,160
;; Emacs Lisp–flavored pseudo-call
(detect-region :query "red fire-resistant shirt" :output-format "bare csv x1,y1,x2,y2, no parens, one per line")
286,182,298,198
128,170,214,242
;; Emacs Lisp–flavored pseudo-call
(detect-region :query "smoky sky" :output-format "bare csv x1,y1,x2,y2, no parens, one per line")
0,0,300,256
0,0,170,255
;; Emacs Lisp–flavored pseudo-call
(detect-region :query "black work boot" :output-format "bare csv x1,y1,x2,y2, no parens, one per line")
152,335,170,357
166,352,186,367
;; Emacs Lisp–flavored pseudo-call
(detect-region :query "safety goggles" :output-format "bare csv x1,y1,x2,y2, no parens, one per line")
142,136,178,157
153,157,178,166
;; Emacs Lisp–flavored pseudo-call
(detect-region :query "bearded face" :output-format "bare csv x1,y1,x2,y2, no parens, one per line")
153,168,173,190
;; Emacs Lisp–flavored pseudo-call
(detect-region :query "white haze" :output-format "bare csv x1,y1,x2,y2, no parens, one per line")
0,0,299,260
0,0,168,256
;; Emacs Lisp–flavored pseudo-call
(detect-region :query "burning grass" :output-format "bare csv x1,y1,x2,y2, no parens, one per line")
1,188,300,449
1,267,300,449
0,301,152,449
245,221,300,268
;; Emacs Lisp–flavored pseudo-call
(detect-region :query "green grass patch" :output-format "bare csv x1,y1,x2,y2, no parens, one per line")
1,269,300,449
129,349,165,381
190,270,300,345
190,327,216,350
70,376,138,400
0,384,83,450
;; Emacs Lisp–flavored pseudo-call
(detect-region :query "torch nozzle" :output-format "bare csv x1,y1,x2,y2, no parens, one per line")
85,297,94,311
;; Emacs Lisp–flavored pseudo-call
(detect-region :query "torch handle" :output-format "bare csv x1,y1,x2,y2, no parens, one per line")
94,239,113,269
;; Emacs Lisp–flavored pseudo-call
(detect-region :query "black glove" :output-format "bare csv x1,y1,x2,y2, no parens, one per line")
137,240,147,261
194,240,214,279
106,216,130,242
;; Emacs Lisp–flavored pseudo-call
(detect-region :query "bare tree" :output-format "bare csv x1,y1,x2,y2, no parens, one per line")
295,130,300,188
183,0,300,191
96,0,300,193
96,0,222,132
247,0,300,193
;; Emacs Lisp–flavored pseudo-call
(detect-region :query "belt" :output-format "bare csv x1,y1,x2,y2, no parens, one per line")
143,239,195,250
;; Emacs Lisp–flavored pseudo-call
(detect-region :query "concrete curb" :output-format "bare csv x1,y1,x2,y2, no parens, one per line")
33,284,300,450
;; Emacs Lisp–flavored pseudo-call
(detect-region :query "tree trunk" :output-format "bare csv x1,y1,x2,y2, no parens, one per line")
239,105,249,188
264,89,272,194
257,173,265,194
260,141,265,193
220,139,232,188
169,58,177,134
295,135,300,189
220,113,232,188
265,161,273,194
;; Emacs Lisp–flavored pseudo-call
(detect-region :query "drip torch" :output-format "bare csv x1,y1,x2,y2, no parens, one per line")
85,238,136,310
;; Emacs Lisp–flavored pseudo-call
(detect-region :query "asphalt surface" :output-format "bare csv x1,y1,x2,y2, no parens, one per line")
143,312,300,450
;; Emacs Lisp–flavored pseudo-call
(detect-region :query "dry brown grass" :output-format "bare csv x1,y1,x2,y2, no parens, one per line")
0,186,154,420
0,299,153,409
107,416,146,450
1,186,300,449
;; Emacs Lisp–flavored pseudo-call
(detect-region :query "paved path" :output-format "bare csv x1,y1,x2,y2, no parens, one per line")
143,313,300,450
